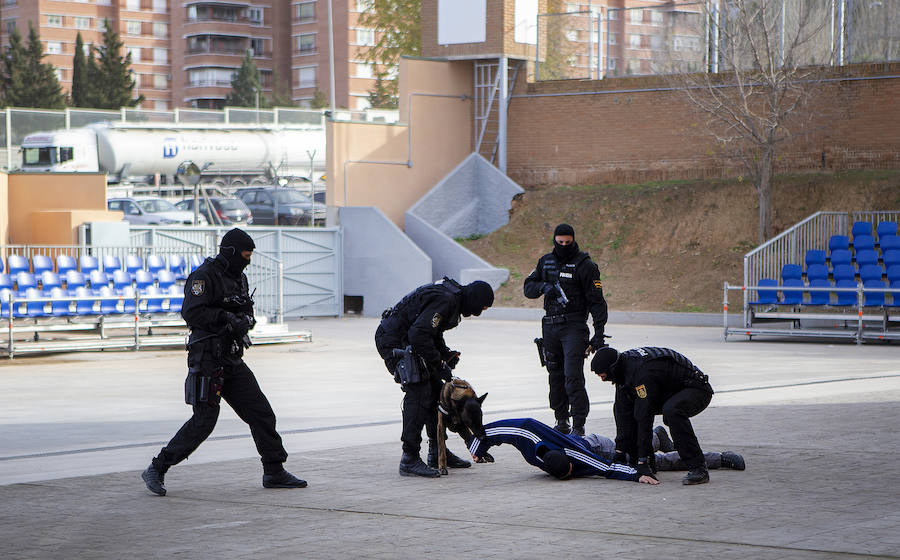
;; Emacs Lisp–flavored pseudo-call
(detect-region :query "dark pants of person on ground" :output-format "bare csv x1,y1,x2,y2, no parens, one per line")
400,377,444,455
543,320,590,426
661,387,712,470
154,361,288,474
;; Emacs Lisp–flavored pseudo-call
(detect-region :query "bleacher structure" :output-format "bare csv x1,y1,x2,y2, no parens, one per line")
0,245,311,358
724,211,900,343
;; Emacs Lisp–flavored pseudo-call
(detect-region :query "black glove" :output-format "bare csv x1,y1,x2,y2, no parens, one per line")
226,312,253,336
541,283,557,296
439,362,453,381
589,332,607,350
446,351,460,369
636,457,656,478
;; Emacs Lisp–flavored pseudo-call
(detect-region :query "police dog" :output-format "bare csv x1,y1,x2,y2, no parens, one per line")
436,377,488,475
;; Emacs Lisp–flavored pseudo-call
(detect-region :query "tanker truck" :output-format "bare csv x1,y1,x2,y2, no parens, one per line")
18,122,326,187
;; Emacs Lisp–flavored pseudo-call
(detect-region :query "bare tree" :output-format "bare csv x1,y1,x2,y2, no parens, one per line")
665,0,834,242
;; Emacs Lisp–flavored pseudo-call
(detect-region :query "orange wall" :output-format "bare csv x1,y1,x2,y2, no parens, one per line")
327,57,474,227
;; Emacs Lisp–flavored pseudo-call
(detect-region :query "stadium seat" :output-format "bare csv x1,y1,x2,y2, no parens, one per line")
806,278,831,305
56,255,77,275
749,278,778,305
97,286,120,315
863,279,886,307
48,287,73,316
64,270,87,294
855,249,879,268
168,255,188,281
888,265,900,283
24,287,47,317
32,254,54,276
88,270,111,293
781,263,802,282
876,221,898,241
156,269,176,291
830,249,852,269
7,254,30,275
859,264,884,283
830,278,858,307
73,286,97,315
146,255,166,279
881,235,900,253
805,249,826,270
167,284,184,313
15,272,37,295
112,270,132,291
0,273,12,292
832,264,856,282
828,235,850,253
887,279,900,307
851,221,872,239
125,255,144,281
884,250,900,270
143,285,165,313
852,235,875,253
781,278,804,305
806,263,829,282
102,254,122,273
189,254,204,273
134,270,154,291
79,255,99,275
120,285,137,314
0,288,9,318
40,271,62,294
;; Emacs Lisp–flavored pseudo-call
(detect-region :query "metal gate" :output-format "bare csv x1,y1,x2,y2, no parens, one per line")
128,226,342,319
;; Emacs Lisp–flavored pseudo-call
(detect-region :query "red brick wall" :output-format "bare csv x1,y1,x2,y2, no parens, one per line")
506,63,900,186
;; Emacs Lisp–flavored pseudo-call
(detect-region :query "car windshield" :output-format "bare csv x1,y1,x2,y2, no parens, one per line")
274,190,311,204
137,199,178,213
22,147,54,166
215,198,246,211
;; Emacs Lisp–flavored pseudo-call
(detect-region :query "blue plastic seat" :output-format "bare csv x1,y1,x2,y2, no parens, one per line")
884,249,900,270
79,254,99,275
863,279,886,307
134,269,154,291
7,254,30,275
876,221,898,241
49,287,73,316
143,285,165,313
0,273,12,292
830,249,852,269
112,269,132,291
830,278,858,306
102,254,122,273
120,285,137,314
781,263,802,282
167,284,184,313
125,255,144,280
852,235,875,253
851,221,872,239
89,270,111,293
832,264,856,282
40,271,62,294
0,288,10,318
24,287,47,317
168,255,188,281
189,254,204,273
859,264,883,283
64,270,86,294
828,235,850,253
855,249,878,268
750,278,778,305
97,286,120,315
806,278,831,305
781,278,804,305
156,269,176,291
73,286,97,315
888,265,900,283
15,272,37,295
888,278,900,307
806,263,829,282
881,235,900,253
56,254,77,275
146,255,166,279
32,254,54,276
805,249,826,270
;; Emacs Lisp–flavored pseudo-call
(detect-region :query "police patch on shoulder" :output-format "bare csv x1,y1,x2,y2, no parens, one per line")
191,279,205,296
635,384,647,398
431,313,442,328
593,279,603,289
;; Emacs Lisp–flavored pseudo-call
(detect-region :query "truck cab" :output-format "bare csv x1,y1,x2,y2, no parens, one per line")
19,129,99,173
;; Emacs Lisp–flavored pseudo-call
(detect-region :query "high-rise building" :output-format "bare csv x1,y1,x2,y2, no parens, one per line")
0,0,390,110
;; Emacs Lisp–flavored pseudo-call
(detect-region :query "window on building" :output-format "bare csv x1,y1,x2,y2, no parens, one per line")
97,18,108,31
354,95,371,110
297,66,316,88
355,0,373,12
629,34,641,49
248,7,263,24
154,73,167,88
47,41,63,55
566,30,578,42
355,62,373,78
128,46,141,63
47,14,63,27
629,9,643,24
54,68,64,81
152,0,166,12
386,64,398,79
97,0,111,5
297,2,315,22
74,17,91,29
607,32,617,45
189,67,236,86
5,19,16,34
154,100,168,110
126,0,140,10
2,0,17,6
650,35,663,51
297,33,315,53
153,22,167,37
651,10,664,26
153,48,167,64
126,20,142,35
607,58,616,70
356,28,375,46
627,59,640,74
608,9,618,20
250,38,265,55
565,3,580,13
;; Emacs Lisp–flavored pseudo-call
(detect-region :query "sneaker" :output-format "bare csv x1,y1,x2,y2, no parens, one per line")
654,426,675,452
720,451,746,470
553,421,571,435
682,466,710,485
399,454,441,478
263,470,308,488
141,463,166,496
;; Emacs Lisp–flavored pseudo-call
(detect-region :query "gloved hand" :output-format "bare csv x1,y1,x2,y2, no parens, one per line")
446,350,461,369
585,331,608,357
541,283,558,296
226,312,254,336
636,457,656,479
439,362,453,381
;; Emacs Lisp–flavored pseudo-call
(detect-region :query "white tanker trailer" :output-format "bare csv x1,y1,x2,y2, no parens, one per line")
18,122,326,186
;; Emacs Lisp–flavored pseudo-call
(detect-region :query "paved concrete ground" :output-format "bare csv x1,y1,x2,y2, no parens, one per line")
0,317,898,559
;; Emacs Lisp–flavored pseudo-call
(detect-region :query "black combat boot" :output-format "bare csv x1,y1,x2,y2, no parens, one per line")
553,419,571,434
682,466,710,485
399,453,440,478
427,440,472,469
720,451,746,470
141,461,167,496
263,469,308,488
653,426,675,452
571,420,585,437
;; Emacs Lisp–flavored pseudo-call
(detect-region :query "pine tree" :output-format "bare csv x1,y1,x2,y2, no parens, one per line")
24,23,66,108
71,32,88,106
367,73,398,109
309,89,328,109
225,51,263,107
269,71,295,108
0,27,28,107
92,19,143,109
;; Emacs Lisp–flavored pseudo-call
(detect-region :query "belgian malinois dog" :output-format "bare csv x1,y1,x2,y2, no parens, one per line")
436,377,487,475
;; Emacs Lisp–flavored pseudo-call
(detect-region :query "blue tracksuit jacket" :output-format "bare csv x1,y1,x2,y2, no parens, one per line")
467,418,639,481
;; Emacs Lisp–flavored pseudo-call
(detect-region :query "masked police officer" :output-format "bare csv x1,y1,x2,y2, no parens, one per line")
591,346,716,485
524,223,607,436
141,228,306,496
375,277,494,478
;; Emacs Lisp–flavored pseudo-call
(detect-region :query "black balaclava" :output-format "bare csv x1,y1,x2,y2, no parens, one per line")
460,281,494,317
552,223,579,261
591,347,621,383
219,228,256,277
542,449,573,480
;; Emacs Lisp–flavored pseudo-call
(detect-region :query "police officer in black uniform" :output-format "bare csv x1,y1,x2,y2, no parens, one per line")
141,228,306,496
591,346,715,485
375,277,494,478
524,223,607,436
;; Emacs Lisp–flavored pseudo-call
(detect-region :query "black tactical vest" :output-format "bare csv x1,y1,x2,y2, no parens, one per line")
542,253,590,315
620,347,712,391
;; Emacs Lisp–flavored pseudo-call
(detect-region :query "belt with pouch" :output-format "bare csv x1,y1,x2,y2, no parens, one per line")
542,312,587,324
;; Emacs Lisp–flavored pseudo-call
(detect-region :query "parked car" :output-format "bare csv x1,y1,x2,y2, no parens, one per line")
234,186,325,226
108,196,207,225
175,196,253,226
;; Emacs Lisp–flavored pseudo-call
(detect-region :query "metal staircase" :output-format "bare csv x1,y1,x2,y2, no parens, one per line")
473,59,521,166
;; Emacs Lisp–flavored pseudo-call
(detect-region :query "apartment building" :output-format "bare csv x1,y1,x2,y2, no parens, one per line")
0,0,390,110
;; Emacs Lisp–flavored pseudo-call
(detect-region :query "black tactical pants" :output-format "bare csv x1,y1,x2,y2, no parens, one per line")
661,388,713,469
542,320,590,427
400,377,443,455
154,361,288,474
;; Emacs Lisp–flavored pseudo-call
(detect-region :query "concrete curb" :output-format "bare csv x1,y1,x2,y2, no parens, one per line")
482,306,743,327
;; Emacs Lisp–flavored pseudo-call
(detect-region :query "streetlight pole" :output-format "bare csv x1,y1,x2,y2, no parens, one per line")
327,0,336,112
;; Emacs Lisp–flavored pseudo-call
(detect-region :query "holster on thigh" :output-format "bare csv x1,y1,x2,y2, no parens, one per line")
185,345,224,407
